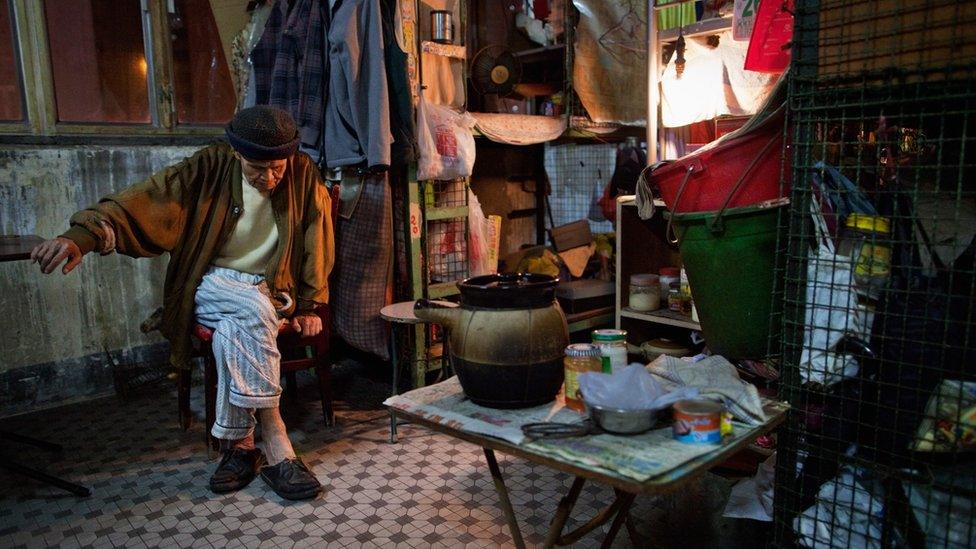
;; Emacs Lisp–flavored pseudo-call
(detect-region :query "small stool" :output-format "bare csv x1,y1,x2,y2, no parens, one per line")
380,300,458,443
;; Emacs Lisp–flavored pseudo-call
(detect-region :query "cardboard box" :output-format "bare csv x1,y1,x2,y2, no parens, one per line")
556,279,615,314
549,220,592,252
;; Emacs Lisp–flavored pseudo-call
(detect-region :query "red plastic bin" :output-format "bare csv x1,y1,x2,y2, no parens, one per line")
651,105,791,214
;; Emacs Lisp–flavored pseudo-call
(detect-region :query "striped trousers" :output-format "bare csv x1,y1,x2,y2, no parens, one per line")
194,267,282,440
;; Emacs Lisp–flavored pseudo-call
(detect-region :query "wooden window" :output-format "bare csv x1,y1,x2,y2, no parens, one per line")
44,0,152,124
170,0,235,126
0,0,240,138
0,0,24,122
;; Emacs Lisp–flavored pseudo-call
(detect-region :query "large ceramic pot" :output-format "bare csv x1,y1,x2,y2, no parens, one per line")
414,273,569,408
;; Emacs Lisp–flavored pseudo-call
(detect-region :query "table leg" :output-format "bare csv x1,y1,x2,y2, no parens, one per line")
389,325,399,444
599,491,637,549
483,448,526,549
543,476,586,548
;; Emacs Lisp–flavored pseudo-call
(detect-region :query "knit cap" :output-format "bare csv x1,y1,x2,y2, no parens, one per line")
225,105,300,160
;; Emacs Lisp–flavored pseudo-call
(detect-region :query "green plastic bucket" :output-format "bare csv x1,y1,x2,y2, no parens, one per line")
669,199,786,359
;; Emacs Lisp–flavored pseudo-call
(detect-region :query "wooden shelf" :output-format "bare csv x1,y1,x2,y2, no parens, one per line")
421,41,466,59
620,307,700,330
512,43,566,62
620,196,667,209
658,16,733,42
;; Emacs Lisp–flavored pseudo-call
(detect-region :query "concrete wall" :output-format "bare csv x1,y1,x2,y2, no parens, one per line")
0,145,201,417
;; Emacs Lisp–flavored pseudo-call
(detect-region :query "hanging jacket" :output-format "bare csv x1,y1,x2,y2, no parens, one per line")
380,0,417,164
324,0,393,169
59,143,335,370
251,0,328,150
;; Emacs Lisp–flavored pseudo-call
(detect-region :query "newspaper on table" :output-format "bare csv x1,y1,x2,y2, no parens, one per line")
384,377,585,445
525,420,761,481
385,377,786,482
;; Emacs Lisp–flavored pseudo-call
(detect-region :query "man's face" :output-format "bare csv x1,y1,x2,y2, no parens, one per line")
237,153,288,193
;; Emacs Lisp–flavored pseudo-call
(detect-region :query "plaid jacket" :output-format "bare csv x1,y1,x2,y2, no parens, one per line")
251,0,327,151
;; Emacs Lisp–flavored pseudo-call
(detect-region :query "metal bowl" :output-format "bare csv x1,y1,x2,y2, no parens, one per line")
585,403,658,435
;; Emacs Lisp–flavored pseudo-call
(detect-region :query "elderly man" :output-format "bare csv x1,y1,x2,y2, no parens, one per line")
31,106,334,500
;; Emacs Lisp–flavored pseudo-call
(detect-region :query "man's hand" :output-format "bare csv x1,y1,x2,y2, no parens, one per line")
290,314,322,337
30,237,83,274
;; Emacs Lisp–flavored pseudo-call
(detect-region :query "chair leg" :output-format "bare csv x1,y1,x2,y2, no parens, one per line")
285,371,299,404
204,351,219,453
177,369,192,430
315,363,335,427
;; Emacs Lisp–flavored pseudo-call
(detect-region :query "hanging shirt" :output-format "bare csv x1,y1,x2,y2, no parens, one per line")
212,175,280,275
251,0,327,151
323,0,393,169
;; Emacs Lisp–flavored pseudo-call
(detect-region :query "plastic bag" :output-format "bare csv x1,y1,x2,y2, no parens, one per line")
578,364,698,411
800,197,864,386
467,189,493,276
723,453,777,521
912,379,976,452
794,469,886,548
416,96,476,181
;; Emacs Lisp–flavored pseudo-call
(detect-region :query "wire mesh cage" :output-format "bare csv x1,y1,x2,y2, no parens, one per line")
773,1,976,546
544,142,623,234
424,179,469,285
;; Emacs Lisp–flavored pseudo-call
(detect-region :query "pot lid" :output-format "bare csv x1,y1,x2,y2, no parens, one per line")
458,273,559,309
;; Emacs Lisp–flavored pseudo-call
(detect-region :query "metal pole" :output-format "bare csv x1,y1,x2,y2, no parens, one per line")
389,325,399,444
647,0,659,164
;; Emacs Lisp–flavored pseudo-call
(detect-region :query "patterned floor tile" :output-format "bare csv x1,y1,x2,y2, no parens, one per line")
0,359,765,548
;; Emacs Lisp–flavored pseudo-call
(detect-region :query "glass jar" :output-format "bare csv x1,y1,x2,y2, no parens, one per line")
659,267,680,297
679,267,693,315
563,344,602,412
837,214,892,297
629,273,660,311
592,329,628,374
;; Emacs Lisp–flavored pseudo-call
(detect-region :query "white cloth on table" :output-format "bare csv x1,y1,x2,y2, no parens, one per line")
195,266,283,440
646,354,766,425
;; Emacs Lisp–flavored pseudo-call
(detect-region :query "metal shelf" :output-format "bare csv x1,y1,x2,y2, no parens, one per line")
620,307,700,330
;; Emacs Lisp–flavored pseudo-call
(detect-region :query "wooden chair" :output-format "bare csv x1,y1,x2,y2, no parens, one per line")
179,306,334,450
177,184,340,450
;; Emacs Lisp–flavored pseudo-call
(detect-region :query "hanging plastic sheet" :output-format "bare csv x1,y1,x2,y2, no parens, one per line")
661,31,778,128
744,0,794,72
571,0,647,125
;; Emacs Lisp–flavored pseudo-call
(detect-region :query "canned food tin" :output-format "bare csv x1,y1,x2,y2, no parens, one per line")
672,400,725,444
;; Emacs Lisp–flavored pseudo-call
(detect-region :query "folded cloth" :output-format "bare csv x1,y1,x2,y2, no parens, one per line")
646,355,766,424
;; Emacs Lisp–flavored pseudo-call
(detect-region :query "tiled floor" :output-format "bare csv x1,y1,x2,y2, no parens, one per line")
0,361,763,548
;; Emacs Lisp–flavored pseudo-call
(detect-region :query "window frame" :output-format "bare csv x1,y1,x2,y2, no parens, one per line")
0,0,230,140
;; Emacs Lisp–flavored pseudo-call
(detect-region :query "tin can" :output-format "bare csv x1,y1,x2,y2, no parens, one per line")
672,400,725,444
430,10,454,44
591,329,627,374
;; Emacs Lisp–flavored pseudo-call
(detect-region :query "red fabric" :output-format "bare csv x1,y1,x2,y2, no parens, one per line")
744,0,793,73
534,0,549,20
598,183,616,222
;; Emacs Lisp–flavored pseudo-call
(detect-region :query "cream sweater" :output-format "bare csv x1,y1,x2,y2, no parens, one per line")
212,176,279,275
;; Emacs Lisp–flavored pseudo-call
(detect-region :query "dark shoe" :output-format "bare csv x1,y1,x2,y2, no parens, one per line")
260,458,322,500
209,448,265,494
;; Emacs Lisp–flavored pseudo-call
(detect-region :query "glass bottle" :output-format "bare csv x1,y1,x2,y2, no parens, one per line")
563,344,602,412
